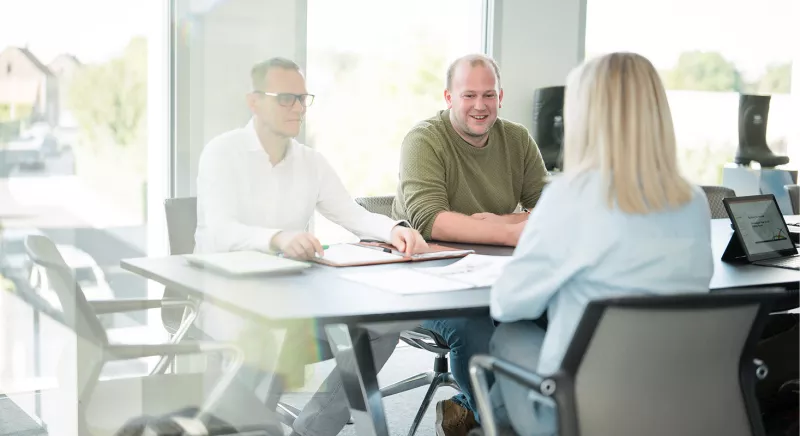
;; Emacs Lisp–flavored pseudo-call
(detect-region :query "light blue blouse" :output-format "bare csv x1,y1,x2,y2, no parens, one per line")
490,171,714,375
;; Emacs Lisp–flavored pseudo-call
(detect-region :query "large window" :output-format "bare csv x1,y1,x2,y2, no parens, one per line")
585,0,794,184
0,0,163,432
306,0,486,242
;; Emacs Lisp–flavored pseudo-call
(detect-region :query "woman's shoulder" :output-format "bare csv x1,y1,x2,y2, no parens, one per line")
543,171,601,199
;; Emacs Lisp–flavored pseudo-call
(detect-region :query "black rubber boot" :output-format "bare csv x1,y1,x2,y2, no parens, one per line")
532,86,565,171
735,94,790,167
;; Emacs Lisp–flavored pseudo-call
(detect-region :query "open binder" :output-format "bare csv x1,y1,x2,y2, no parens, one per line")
312,241,474,267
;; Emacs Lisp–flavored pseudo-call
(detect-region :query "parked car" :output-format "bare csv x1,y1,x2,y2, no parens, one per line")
1,134,57,169
0,122,59,170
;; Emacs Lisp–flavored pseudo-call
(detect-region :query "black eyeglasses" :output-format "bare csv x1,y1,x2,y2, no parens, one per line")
253,91,315,107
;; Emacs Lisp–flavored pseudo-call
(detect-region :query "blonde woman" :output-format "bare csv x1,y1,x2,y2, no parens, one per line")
485,52,714,435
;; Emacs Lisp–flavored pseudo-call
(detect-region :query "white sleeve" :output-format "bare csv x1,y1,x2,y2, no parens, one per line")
196,144,281,252
490,185,588,322
314,153,402,242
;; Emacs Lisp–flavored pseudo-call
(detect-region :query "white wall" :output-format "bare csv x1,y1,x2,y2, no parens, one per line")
173,0,305,197
490,0,586,130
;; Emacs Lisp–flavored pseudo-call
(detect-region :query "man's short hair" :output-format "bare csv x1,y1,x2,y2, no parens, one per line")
446,54,501,90
251,57,301,91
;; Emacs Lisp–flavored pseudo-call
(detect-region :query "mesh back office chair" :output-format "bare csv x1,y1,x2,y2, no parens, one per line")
22,234,279,435
468,292,780,436
785,184,799,215
701,185,737,219
355,195,459,436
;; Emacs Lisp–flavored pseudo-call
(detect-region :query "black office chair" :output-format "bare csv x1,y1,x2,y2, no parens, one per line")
785,184,799,215
355,195,459,436
22,234,280,435
701,185,737,219
468,291,780,436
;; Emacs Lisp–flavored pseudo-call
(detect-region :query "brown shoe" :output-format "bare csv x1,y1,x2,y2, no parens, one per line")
435,399,478,436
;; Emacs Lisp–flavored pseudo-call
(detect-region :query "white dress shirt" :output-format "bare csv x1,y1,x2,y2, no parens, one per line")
195,118,402,254
193,119,402,341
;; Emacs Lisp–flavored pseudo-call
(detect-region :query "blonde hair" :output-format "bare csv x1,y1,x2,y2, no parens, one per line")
562,52,692,214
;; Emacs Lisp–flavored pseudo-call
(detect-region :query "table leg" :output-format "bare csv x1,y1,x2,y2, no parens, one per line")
325,324,389,436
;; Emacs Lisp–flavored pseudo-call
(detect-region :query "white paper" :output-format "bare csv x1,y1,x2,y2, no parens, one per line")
341,269,471,294
320,243,400,264
416,254,512,287
340,254,512,294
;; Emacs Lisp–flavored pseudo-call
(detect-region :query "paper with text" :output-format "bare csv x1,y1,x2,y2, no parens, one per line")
341,254,512,294
421,254,513,287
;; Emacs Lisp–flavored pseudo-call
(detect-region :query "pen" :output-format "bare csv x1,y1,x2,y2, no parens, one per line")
359,245,392,254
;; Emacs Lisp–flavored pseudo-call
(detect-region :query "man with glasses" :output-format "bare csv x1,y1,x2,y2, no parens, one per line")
194,57,426,436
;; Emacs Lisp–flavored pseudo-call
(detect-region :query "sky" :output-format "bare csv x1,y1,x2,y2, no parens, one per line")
0,0,150,64
585,0,796,78
0,0,795,73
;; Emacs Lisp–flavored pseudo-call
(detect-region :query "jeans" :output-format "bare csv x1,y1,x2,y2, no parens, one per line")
489,321,557,436
421,316,496,421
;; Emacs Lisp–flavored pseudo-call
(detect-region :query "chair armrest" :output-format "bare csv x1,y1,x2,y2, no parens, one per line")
469,355,556,436
104,341,238,361
90,298,200,375
90,298,197,315
400,330,450,354
471,355,549,391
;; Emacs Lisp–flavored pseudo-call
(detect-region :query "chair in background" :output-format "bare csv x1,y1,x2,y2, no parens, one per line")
23,234,280,435
785,184,799,215
701,185,737,219
355,195,459,436
354,195,395,217
468,291,781,436
160,197,199,346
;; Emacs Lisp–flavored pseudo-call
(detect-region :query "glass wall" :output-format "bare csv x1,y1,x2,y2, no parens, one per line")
0,0,164,433
306,0,485,242
585,0,795,185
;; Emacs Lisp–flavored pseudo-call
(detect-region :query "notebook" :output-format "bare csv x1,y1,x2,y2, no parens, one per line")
184,251,311,276
312,242,475,267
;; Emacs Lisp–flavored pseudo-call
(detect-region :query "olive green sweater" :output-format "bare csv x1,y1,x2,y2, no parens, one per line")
392,109,548,239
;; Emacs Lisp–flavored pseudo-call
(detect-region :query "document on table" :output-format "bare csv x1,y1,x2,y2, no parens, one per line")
340,254,512,294
419,254,513,287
